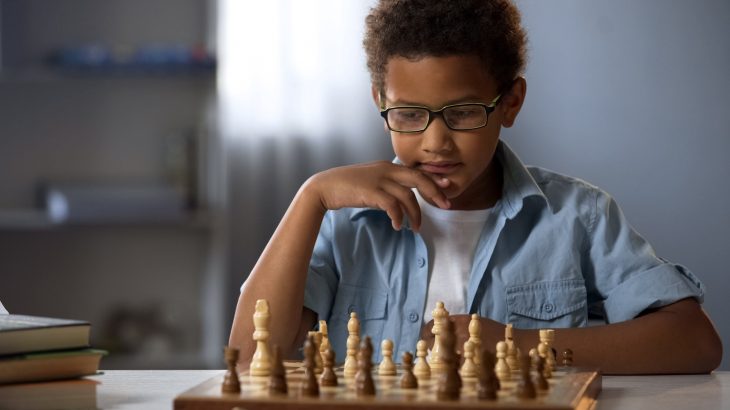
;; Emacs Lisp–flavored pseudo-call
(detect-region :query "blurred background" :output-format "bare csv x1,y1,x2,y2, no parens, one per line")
0,0,727,370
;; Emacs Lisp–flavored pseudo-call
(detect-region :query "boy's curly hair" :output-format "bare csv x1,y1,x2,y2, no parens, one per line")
363,0,527,94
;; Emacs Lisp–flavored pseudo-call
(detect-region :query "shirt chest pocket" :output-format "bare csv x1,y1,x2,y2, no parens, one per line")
505,279,587,329
329,285,388,357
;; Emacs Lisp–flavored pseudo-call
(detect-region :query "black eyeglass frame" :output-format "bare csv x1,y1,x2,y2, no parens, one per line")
379,94,502,133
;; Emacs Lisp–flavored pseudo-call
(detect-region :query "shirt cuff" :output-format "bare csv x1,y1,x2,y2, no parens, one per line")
603,263,704,323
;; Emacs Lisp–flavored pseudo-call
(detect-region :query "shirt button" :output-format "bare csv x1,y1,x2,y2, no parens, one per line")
417,257,426,268
543,303,555,313
408,311,419,322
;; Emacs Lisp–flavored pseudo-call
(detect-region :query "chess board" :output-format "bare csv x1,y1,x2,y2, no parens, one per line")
174,362,601,410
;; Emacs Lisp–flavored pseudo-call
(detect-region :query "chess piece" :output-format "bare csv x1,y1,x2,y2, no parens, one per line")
299,334,319,397
378,339,397,375
540,329,557,372
538,342,552,379
515,354,537,399
436,320,461,401
535,355,549,391
528,348,539,369
460,340,477,378
477,349,498,400
269,345,288,395
319,320,331,365
468,314,482,365
355,336,376,396
414,339,431,380
562,348,574,367
222,346,241,393
430,301,449,374
344,312,360,378
400,351,418,389
505,324,519,371
495,341,510,382
308,331,323,374
320,346,338,387
250,299,272,376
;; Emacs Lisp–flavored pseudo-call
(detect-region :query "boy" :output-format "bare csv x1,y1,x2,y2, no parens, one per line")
230,0,722,374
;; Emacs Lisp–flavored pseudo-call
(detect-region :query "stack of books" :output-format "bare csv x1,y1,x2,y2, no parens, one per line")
0,314,105,385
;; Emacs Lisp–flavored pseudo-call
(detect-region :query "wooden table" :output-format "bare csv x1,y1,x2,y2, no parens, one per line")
1,371,729,409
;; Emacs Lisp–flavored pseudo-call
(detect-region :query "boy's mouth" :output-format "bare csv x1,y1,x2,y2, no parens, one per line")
418,161,462,175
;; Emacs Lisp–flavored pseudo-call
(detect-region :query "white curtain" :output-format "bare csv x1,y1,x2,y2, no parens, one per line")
216,0,390,313
218,0,379,145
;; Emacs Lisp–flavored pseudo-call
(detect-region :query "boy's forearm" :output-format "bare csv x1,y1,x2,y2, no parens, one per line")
229,179,326,363
510,299,723,374
425,298,722,375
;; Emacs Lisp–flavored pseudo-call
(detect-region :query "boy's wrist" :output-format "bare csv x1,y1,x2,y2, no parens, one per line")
299,175,328,216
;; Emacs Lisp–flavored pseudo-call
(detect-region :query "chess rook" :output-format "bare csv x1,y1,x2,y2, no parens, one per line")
222,346,241,393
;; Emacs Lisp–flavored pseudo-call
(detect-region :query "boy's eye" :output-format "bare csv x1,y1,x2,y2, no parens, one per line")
446,107,481,119
391,108,428,123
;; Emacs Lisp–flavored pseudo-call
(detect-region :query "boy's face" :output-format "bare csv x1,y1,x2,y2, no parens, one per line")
377,55,524,210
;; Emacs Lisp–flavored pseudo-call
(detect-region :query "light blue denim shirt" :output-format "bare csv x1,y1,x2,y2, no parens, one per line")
303,141,704,362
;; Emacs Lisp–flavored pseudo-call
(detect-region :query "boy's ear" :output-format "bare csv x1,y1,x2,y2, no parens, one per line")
371,85,382,108
500,76,527,128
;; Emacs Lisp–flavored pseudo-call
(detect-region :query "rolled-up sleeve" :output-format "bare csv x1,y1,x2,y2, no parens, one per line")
303,211,340,321
587,190,704,323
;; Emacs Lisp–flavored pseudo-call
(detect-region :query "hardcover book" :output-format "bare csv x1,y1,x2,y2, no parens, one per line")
0,349,105,385
0,315,90,355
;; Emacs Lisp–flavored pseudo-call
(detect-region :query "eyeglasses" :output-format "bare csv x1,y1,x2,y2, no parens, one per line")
380,94,501,133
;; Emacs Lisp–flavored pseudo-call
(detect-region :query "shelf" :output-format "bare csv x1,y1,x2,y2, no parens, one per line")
0,208,213,231
0,67,215,84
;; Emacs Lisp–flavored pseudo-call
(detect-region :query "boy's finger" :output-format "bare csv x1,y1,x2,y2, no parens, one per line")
382,182,421,231
398,168,450,209
373,191,404,230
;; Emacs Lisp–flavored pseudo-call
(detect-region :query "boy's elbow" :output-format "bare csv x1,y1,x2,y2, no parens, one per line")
696,320,723,373
686,302,723,373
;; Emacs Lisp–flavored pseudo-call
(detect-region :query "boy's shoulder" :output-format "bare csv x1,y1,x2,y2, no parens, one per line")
526,165,603,196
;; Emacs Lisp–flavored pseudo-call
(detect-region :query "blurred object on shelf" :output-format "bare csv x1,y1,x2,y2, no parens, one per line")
46,43,216,74
43,183,186,224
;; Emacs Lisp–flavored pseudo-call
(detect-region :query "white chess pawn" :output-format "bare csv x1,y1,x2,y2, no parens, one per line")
250,299,272,376
460,340,477,378
495,341,511,382
343,312,360,377
378,339,397,375
414,339,431,380
538,342,552,379
468,314,482,365
430,301,449,374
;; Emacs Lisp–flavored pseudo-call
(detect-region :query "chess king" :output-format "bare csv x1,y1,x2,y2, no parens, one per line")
230,0,722,375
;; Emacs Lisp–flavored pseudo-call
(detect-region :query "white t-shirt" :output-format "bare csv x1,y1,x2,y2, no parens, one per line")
416,190,491,323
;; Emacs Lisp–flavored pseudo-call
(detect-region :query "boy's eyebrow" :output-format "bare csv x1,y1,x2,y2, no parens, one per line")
387,94,488,107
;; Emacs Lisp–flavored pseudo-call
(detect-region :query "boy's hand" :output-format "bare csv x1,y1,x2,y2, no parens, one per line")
307,161,450,231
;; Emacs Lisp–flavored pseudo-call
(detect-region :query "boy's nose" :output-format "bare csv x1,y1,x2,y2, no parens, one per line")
420,116,455,153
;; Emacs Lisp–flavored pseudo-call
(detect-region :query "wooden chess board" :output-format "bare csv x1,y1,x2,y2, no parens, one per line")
174,362,601,410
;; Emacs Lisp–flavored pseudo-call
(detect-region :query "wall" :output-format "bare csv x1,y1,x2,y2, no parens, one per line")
509,0,730,368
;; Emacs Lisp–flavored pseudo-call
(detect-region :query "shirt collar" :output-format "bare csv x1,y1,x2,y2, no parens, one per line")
349,140,549,226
